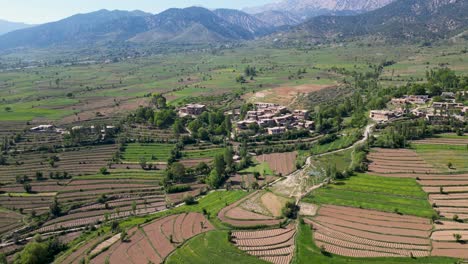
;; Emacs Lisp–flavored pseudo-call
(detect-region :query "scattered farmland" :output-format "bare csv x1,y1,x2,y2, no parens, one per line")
91,213,213,263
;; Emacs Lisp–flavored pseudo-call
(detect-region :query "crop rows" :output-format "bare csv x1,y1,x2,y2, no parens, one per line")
232,225,295,264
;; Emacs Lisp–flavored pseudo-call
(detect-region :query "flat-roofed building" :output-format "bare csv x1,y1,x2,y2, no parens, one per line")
369,110,395,122
267,127,287,135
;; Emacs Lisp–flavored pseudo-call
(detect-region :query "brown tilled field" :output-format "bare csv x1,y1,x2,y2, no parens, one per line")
412,137,468,146
218,191,284,228
0,209,24,236
306,205,432,258
367,148,437,174
91,213,213,264
232,225,296,264
255,152,297,176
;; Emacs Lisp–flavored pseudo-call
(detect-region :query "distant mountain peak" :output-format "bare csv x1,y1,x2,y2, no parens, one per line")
244,0,396,18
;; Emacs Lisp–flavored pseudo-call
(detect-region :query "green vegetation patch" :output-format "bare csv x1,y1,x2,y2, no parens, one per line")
294,221,455,264
310,131,361,155
303,173,434,218
119,190,248,230
166,230,268,264
412,144,468,173
240,162,275,176
181,148,225,159
122,143,174,162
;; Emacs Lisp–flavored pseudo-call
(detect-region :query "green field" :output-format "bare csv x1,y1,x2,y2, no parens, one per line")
77,170,165,180
294,221,455,264
181,148,225,159
412,144,468,173
122,143,174,162
310,131,361,155
1,40,466,122
311,149,353,173
240,162,275,176
166,231,268,264
303,173,434,218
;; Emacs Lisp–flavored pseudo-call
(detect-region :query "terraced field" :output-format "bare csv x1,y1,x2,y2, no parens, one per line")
0,144,117,183
91,213,213,263
218,191,288,228
303,173,434,218
232,225,296,264
182,148,224,160
412,141,468,173
367,148,437,175
167,231,268,264
0,208,24,236
305,205,432,258
255,152,297,176
122,143,174,162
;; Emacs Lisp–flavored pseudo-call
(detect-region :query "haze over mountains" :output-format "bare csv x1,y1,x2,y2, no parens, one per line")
0,19,33,36
0,0,466,51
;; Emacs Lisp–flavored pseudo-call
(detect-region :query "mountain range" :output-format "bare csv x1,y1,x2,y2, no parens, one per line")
244,0,396,22
0,19,33,36
0,0,466,51
281,0,468,42
0,7,275,50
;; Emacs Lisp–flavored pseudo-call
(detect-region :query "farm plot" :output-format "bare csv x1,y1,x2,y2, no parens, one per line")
13,131,64,152
218,191,287,228
411,143,468,173
0,208,24,236
0,144,117,182
303,173,434,218
367,148,437,175
91,213,213,264
306,205,432,258
255,152,297,176
122,143,174,162
181,147,225,160
123,125,180,142
0,194,55,215
418,174,468,220
231,225,296,264
166,231,268,264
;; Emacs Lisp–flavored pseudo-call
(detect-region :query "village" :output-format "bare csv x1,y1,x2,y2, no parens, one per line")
369,93,468,123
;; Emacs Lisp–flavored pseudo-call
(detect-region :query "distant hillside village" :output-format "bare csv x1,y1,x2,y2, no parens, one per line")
370,92,468,124
176,102,314,138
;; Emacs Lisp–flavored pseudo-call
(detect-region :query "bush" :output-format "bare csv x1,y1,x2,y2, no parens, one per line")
166,185,191,194
282,201,299,219
183,194,196,205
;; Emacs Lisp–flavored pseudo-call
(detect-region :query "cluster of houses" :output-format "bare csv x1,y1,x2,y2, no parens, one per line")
370,93,467,123
236,103,314,135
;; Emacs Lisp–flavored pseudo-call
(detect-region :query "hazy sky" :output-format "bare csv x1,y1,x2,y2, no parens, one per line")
0,0,274,24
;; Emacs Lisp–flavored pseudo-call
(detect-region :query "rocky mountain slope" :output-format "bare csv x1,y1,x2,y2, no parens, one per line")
280,0,468,42
244,0,396,19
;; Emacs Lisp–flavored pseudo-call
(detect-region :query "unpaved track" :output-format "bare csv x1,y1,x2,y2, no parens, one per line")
271,124,374,203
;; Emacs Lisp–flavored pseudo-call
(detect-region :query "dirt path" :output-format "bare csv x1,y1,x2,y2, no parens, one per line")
270,124,375,204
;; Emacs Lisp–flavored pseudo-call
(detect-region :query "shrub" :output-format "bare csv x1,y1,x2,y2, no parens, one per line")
166,185,190,194
183,194,196,205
